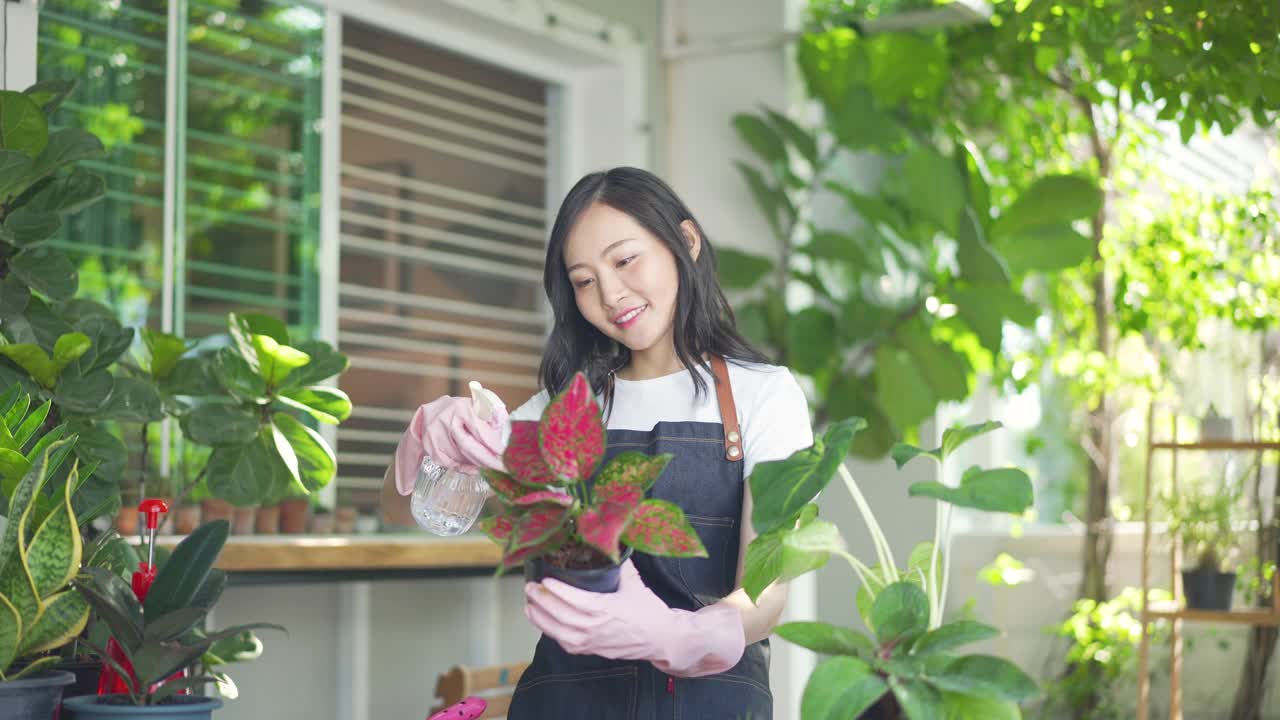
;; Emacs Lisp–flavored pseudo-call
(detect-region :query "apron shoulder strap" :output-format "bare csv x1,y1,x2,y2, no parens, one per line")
709,355,743,462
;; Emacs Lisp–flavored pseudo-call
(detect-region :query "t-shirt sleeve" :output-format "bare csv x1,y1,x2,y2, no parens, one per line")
741,368,813,478
502,390,550,447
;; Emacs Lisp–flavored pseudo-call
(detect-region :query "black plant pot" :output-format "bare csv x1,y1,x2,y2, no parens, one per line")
56,659,104,701
0,670,75,720
525,547,633,593
1182,568,1236,611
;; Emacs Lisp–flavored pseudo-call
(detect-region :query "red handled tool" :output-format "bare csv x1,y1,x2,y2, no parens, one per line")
98,499,187,695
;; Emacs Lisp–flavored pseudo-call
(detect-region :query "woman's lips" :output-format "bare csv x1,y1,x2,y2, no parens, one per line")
614,304,647,329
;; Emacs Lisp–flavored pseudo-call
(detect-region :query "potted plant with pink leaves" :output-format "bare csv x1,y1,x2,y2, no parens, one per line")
477,373,705,592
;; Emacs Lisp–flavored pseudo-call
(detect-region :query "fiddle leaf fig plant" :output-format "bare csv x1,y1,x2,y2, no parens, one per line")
744,418,1039,719
478,373,706,571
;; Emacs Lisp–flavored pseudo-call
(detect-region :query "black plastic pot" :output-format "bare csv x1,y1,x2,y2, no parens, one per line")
1182,568,1236,611
525,547,633,593
0,670,75,720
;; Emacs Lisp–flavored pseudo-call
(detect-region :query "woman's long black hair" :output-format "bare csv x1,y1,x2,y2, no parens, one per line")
538,167,770,402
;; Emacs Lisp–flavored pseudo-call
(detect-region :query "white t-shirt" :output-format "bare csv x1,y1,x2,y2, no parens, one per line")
509,360,813,478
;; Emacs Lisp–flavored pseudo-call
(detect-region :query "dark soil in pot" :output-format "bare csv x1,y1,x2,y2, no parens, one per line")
524,542,632,593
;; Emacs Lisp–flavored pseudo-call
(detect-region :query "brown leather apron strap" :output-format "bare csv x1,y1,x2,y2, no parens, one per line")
709,355,743,462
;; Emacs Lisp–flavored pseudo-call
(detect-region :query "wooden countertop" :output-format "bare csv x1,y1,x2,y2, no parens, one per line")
141,534,503,573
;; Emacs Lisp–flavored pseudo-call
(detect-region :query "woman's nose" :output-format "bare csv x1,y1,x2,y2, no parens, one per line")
596,271,627,308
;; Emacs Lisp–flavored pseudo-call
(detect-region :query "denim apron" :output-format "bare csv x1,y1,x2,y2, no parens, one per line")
508,366,772,720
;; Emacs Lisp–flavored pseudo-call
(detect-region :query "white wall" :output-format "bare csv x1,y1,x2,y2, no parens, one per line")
2,0,38,91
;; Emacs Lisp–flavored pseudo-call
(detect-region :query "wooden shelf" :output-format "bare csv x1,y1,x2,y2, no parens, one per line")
1150,440,1280,451
136,533,502,573
1145,602,1280,626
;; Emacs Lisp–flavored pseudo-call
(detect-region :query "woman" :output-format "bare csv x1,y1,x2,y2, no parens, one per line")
383,167,813,719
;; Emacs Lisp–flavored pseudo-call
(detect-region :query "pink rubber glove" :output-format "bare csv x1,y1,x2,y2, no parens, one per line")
523,559,746,678
427,696,486,720
394,395,509,495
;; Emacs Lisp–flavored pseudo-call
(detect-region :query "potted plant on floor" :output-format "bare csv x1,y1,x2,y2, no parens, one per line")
0,435,92,720
1162,485,1240,611
742,419,1040,719
477,373,706,592
67,519,283,717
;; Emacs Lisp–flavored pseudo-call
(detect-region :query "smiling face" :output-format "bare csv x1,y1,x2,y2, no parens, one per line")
563,202,693,361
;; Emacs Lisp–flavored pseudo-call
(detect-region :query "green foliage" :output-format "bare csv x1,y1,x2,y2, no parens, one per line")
0,438,90,681
1045,587,1172,719
1160,485,1241,573
743,416,1038,718
0,83,352,513
71,520,283,705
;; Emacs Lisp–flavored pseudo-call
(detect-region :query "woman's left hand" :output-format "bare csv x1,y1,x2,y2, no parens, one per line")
524,559,746,677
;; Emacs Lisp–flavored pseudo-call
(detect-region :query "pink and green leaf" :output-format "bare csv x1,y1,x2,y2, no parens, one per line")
539,373,604,482
477,513,515,544
507,503,572,552
590,481,644,512
594,452,672,494
621,500,708,558
514,490,574,507
577,500,639,562
504,421,558,487
501,528,567,570
482,469,526,503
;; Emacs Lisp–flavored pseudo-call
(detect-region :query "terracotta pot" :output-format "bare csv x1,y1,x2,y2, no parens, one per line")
201,498,235,524
334,506,358,534
113,506,139,537
232,504,258,535
309,511,334,534
279,498,311,534
255,504,281,534
173,504,202,534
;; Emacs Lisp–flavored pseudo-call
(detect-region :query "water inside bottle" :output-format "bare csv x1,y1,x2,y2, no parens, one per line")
410,456,489,536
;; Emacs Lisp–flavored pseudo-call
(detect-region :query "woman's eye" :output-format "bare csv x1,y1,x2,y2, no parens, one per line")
617,255,637,268
573,277,594,289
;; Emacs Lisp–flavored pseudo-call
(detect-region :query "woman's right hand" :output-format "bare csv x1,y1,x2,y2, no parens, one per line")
393,394,509,495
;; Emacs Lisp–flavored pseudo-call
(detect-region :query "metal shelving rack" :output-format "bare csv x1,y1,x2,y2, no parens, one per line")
1136,404,1280,720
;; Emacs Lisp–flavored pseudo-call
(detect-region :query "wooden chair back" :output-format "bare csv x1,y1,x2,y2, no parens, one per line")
432,661,529,719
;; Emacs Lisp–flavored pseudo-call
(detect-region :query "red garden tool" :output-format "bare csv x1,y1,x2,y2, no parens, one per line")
97,498,187,695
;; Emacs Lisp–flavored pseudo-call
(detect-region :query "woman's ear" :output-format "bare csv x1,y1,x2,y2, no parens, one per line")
680,220,703,261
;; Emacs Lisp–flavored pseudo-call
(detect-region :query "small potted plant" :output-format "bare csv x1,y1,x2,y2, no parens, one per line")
477,373,705,592
67,519,283,717
0,434,91,720
1162,485,1240,610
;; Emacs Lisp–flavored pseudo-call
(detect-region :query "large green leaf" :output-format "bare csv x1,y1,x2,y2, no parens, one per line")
871,581,930,646
272,412,336,492
235,312,290,345
717,248,774,290
22,80,75,116
278,386,352,424
892,421,1005,469
990,174,1101,241
0,91,47,158
951,286,1038,355
776,621,875,657
72,315,134,375
750,417,865,533
180,403,261,447
205,431,281,506
732,113,788,168
98,376,164,424
18,589,88,656
874,343,937,432
735,161,789,240
278,340,348,389
72,567,143,653
213,347,268,403
941,691,1022,720
994,223,1093,275
143,519,229,620
0,344,57,387
0,150,35,200
53,369,114,413
141,329,186,380
830,87,902,151
827,374,897,459
892,678,945,720
742,504,819,601
15,170,104,218
252,335,310,387
2,207,61,246
9,247,77,302
913,621,1000,656
787,307,837,374
144,607,210,644
898,145,964,235
763,107,818,166
21,128,104,188
928,655,1039,703
164,356,222,397
0,594,20,672
954,208,1010,285
801,656,888,720
908,466,1033,514
25,471,81,597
